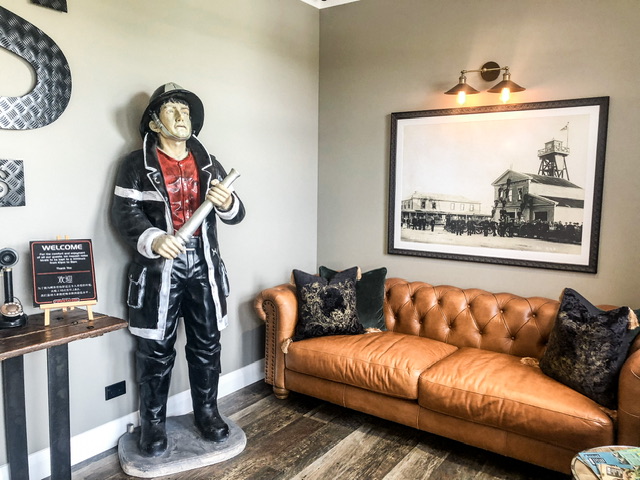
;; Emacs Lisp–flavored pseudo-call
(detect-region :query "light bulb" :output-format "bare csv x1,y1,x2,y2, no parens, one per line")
500,88,510,103
457,91,466,105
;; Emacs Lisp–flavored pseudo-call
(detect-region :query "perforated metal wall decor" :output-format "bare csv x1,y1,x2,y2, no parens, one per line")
0,160,26,207
31,0,68,13
0,6,72,130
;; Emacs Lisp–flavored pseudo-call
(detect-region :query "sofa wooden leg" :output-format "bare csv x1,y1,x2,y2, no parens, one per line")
273,387,289,399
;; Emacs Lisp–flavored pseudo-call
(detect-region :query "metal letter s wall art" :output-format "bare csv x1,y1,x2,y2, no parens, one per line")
0,5,71,130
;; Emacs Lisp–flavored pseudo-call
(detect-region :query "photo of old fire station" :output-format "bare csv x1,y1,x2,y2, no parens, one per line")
401,139,584,244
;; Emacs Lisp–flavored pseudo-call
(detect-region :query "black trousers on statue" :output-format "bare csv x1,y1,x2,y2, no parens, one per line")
136,241,224,453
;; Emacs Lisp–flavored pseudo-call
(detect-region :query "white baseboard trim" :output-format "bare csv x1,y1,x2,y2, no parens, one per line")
0,358,265,480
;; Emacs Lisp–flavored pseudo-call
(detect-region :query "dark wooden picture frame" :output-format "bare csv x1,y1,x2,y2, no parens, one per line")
388,97,609,273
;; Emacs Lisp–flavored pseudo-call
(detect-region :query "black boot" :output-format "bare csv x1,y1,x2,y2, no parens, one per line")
137,352,174,456
194,405,229,443
139,419,167,457
189,364,229,443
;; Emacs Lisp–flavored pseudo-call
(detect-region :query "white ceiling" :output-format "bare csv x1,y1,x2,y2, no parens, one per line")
298,0,360,9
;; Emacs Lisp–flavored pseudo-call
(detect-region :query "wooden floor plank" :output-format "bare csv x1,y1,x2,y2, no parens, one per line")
290,425,375,480
384,442,451,480
219,380,272,416
475,452,569,480
201,417,329,479
70,381,572,480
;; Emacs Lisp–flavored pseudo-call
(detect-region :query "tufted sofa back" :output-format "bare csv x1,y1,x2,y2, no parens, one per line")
384,278,560,359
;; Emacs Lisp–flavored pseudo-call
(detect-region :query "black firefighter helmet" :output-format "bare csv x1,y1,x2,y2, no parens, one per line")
139,82,205,138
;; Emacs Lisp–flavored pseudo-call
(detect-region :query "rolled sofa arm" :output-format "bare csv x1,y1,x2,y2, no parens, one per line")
254,284,298,399
618,338,640,446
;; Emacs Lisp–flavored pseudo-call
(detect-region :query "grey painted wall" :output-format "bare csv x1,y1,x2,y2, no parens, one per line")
0,0,319,463
318,0,640,306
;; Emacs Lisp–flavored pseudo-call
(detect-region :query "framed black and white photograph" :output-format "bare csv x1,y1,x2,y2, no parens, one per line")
388,97,609,273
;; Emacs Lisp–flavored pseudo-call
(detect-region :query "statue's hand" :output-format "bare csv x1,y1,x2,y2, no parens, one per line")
206,180,233,211
151,234,185,259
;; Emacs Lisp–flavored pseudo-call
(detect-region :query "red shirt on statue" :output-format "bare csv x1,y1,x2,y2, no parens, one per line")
157,149,201,235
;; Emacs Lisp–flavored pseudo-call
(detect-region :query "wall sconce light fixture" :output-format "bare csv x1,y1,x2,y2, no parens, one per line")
445,61,525,105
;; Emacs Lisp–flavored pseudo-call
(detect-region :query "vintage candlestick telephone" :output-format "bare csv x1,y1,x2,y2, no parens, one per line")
0,247,28,328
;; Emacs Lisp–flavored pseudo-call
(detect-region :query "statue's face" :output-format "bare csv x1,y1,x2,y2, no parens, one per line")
152,100,192,140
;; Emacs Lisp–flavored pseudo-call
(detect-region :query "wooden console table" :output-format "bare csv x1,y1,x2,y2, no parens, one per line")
0,309,126,480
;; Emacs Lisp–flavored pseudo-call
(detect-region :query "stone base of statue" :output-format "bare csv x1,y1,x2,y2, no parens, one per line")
118,413,246,478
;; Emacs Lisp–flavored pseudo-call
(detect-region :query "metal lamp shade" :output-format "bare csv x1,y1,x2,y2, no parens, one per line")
487,73,526,94
444,77,480,95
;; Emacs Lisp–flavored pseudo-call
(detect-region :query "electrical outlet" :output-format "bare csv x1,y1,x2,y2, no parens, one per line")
105,381,126,400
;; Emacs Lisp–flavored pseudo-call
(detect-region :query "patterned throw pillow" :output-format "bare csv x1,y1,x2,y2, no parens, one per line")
539,288,640,409
319,266,387,330
292,267,364,341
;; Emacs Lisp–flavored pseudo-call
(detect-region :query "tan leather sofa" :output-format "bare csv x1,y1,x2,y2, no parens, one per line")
254,277,640,474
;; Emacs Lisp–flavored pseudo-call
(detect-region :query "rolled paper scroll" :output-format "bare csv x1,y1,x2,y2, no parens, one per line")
175,168,240,244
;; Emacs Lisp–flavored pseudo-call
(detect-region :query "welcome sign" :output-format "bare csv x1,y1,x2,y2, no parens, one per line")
30,239,97,306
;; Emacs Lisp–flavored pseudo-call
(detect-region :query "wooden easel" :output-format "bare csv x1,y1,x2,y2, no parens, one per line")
38,236,97,326
40,299,96,326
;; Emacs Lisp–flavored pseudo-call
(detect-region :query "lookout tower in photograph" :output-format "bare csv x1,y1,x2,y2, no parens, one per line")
537,139,570,181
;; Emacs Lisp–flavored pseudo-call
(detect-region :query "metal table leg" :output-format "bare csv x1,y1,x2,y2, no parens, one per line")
2,355,29,480
47,344,71,480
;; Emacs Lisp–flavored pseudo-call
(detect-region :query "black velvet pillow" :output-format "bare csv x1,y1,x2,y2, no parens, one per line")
539,288,640,409
292,267,365,341
319,266,387,330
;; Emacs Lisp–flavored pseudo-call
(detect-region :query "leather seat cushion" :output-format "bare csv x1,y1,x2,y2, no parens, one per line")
286,331,457,399
418,347,614,447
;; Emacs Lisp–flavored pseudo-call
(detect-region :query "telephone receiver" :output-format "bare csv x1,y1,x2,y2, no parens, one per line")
0,247,27,328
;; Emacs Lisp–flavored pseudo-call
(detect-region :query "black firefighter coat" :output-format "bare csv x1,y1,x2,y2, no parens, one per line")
111,134,245,340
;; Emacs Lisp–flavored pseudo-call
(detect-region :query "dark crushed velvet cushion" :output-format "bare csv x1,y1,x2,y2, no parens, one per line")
539,288,640,409
292,267,364,341
319,266,387,330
